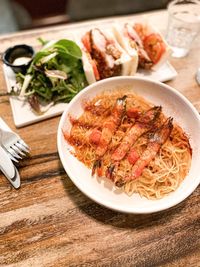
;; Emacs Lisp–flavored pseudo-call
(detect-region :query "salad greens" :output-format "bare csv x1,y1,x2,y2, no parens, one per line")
16,39,87,114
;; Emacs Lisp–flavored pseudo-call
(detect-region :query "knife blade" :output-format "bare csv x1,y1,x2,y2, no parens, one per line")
0,146,20,188
12,166,21,189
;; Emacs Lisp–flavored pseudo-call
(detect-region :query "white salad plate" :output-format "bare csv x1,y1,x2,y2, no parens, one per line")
3,62,177,128
57,76,200,214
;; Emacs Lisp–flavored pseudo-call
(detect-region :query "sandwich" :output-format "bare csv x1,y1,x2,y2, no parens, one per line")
113,21,172,71
75,28,138,84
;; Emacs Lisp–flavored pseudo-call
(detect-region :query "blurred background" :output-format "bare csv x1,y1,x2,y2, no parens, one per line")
0,0,169,34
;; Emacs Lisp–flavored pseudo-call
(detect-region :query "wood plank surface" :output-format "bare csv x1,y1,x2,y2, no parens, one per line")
0,10,200,267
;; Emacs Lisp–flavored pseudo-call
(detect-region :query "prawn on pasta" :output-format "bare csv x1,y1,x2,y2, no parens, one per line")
63,91,192,200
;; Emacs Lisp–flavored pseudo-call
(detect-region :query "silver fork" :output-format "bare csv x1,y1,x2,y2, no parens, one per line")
0,117,30,162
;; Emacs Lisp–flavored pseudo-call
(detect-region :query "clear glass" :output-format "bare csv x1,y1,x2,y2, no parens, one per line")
166,0,200,58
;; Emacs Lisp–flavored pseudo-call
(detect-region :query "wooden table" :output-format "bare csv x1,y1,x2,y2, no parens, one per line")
0,10,200,267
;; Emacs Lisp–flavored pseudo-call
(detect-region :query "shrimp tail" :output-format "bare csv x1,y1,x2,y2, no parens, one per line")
148,105,162,124
137,105,162,125
150,117,173,144
117,95,127,105
106,164,116,180
117,95,127,117
115,179,125,188
153,106,162,123
92,159,102,176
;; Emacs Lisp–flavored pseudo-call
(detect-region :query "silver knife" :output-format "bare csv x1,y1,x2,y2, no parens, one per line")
0,146,20,188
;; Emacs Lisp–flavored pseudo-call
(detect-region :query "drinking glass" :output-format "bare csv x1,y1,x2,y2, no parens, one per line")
166,0,200,58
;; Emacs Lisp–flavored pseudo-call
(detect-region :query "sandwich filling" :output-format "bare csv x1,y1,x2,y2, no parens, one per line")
133,23,166,66
124,23,153,70
82,28,122,79
124,23,166,69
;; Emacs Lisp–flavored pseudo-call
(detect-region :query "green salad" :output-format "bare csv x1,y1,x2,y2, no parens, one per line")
16,39,87,114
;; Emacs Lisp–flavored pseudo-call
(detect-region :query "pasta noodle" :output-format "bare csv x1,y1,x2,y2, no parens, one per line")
64,91,192,199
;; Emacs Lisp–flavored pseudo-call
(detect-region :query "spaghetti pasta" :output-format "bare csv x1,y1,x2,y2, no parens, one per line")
64,91,192,200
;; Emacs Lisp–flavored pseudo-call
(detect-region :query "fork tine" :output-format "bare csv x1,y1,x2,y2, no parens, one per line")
19,140,29,150
7,152,19,163
8,147,22,159
16,142,29,154
12,144,26,156
18,140,30,153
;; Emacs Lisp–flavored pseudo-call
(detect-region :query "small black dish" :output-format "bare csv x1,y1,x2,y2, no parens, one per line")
2,44,34,74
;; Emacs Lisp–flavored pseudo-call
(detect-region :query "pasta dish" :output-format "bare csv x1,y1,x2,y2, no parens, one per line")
63,91,192,200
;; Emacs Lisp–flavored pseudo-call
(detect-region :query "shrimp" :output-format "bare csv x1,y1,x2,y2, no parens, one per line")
116,117,173,186
106,106,161,179
92,95,127,176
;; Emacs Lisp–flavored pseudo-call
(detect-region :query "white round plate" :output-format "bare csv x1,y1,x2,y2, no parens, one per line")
57,77,200,214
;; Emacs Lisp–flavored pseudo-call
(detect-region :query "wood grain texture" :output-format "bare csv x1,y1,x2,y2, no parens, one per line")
0,10,200,267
